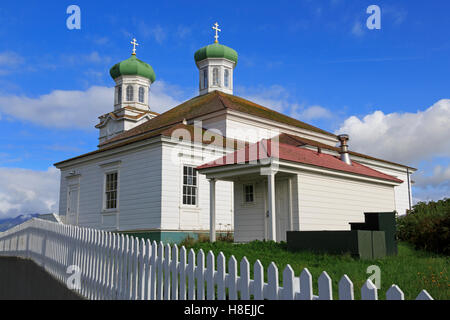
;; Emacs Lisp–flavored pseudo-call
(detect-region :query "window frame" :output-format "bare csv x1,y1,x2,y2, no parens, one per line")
202,68,208,89
126,85,134,102
104,171,119,211
117,86,122,105
243,183,255,205
182,165,199,207
224,68,230,88
212,67,220,86
138,86,145,103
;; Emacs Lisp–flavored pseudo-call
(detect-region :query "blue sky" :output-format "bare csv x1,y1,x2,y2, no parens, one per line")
0,0,449,217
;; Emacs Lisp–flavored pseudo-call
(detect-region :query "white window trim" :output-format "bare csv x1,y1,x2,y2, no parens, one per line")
241,183,256,206
126,85,134,102
138,86,145,103
201,68,208,89
180,164,200,209
211,66,221,88
224,68,230,88
100,161,121,214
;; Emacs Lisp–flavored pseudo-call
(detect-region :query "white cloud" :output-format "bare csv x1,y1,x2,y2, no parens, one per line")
0,81,185,129
149,81,184,114
237,85,335,124
90,36,109,46
0,167,60,219
237,85,292,113
351,21,364,37
293,105,333,121
414,165,450,189
176,25,192,39
0,86,113,129
336,99,450,164
383,5,408,25
0,51,24,66
0,51,24,75
139,22,167,44
337,99,450,202
61,51,111,65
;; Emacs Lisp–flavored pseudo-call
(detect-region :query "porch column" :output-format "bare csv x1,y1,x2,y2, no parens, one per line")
209,178,216,242
267,171,276,241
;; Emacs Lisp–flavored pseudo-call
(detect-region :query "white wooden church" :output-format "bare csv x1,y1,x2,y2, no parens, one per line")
54,26,415,243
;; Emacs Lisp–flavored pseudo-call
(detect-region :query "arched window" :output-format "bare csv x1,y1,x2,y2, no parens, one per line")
212,67,220,86
138,87,145,103
203,69,208,89
126,85,134,101
224,69,229,88
117,86,122,104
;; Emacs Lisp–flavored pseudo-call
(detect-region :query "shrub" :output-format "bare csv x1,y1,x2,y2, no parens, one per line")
217,230,234,242
179,234,197,247
397,198,450,255
179,233,211,247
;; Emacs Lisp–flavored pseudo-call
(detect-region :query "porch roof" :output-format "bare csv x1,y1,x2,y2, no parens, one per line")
197,138,403,184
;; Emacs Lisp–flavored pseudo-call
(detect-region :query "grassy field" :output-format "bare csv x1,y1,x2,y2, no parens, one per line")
181,240,449,300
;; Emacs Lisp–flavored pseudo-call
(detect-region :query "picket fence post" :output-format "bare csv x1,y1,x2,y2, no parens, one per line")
339,274,354,300
318,271,333,300
267,262,279,300
206,251,215,300
228,255,238,300
282,265,295,300
216,252,226,300
171,244,179,300
178,246,187,300
253,260,264,300
361,279,378,300
386,285,404,300
196,249,205,300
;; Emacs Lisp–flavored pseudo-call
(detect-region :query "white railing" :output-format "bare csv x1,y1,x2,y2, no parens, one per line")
0,218,433,300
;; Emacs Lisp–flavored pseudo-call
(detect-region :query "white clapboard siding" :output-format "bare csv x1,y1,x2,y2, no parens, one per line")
356,160,412,216
297,171,396,231
160,142,234,232
0,218,434,301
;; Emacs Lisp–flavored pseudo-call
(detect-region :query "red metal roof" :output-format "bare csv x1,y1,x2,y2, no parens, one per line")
197,138,403,183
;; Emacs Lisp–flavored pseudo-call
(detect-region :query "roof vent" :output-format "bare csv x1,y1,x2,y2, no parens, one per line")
338,134,352,165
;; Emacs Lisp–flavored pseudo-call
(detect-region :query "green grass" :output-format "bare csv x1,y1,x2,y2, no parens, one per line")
181,240,449,300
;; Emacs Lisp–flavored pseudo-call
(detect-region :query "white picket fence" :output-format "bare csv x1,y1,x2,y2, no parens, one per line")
0,218,433,300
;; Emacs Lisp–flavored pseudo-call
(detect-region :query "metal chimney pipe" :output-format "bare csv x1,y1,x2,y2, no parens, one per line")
338,134,352,165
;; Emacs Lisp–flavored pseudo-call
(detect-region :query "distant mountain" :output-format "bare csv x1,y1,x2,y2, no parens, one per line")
0,214,41,232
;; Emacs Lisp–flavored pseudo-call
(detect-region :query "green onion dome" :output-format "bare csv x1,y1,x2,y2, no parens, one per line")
194,43,238,65
110,54,156,83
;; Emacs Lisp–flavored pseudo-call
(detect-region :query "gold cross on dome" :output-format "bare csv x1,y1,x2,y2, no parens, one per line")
212,22,221,43
130,38,139,55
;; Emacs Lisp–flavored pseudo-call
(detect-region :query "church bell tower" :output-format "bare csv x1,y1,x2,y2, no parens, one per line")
194,23,238,96
96,39,158,145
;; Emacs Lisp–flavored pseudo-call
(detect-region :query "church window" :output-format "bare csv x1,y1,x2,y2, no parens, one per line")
126,85,134,101
203,69,208,89
105,172,118,210
212,67,220,86
243,184,254,203
117,86,122,104
183,166,197,205
139,87,145,103
224,69,229,88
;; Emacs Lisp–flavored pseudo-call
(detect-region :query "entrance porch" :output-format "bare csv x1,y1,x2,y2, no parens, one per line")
201,163,298,243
